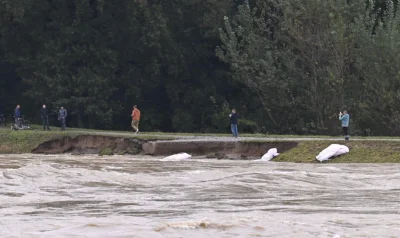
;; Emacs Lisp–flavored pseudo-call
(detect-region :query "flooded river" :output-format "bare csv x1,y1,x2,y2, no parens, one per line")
1,154,400,237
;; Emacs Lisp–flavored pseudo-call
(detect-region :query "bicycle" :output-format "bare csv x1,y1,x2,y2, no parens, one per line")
0,114,5,127
11,116,31,130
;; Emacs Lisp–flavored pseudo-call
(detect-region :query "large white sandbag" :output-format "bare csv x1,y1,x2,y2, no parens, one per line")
316,144,349,162
254,148,280,161
161,153,192,161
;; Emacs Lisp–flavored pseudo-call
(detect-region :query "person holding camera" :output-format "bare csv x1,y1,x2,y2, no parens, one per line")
339,110,350,140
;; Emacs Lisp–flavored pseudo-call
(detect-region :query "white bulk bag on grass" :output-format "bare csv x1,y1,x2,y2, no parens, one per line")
316,144,349,162
254,148,280,161
161,153,192,161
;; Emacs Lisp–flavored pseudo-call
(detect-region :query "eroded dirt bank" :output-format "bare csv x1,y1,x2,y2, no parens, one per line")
32,135,297,159
10,132,400,162
142,140,297,159
32,135,144,155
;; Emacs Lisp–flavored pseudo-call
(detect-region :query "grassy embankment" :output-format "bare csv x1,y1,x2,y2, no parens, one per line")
1,126,400,162
273,140,400,163
0,126,174,154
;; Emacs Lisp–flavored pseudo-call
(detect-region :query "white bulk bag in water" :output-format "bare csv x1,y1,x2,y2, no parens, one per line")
316,144,349,162
161,153,192,161
254,148,280,161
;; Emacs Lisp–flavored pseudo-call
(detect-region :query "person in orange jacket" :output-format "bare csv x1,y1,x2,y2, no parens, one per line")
131,105,141,134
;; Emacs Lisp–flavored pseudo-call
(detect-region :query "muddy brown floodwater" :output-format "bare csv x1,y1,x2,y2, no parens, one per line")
1,154,400,238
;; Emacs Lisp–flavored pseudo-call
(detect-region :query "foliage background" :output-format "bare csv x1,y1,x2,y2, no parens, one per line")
0,0,399,136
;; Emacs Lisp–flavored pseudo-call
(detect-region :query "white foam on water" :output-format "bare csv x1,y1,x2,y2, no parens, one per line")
1,154,400,237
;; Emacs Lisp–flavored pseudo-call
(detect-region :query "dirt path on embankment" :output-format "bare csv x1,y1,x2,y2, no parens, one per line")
59,130,400,142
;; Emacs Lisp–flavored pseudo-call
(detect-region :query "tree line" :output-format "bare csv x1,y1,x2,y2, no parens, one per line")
0,0,399,135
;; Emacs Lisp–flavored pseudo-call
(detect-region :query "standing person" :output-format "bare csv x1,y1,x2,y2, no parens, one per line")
58,107,67,131
131,105,141,134
40,104,51,131
14,105,22,128
339,110,350,140
229,109,238,138
0,104,4,126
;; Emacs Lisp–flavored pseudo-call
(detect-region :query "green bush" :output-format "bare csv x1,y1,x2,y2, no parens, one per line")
239,119,259,133
99,148,114,156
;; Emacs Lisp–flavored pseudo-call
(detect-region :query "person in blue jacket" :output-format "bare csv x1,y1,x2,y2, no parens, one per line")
14,105,22,128
229,109,238,138
339,110,350,140
58,107,67,131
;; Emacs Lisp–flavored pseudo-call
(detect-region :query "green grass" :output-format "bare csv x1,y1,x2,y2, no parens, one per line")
99,148,114,156
0,127,174,154
15,125,400,140
2,126,400,162
131,131,334,138
0,129,68,153
273,140,400,163
17,125,332,139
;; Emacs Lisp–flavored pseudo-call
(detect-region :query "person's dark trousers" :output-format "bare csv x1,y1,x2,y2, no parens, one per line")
231,124,238,138
15,118,22,128
60,118,66,130
42,117,50,130
342,127,349,140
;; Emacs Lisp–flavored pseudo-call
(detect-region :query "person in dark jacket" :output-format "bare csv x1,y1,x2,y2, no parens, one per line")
229,109,238,138
14,105,22,128
40,104,51,131
58,107,67,130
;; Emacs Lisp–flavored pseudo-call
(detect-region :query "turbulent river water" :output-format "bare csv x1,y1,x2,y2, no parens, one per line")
1,154,400,238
